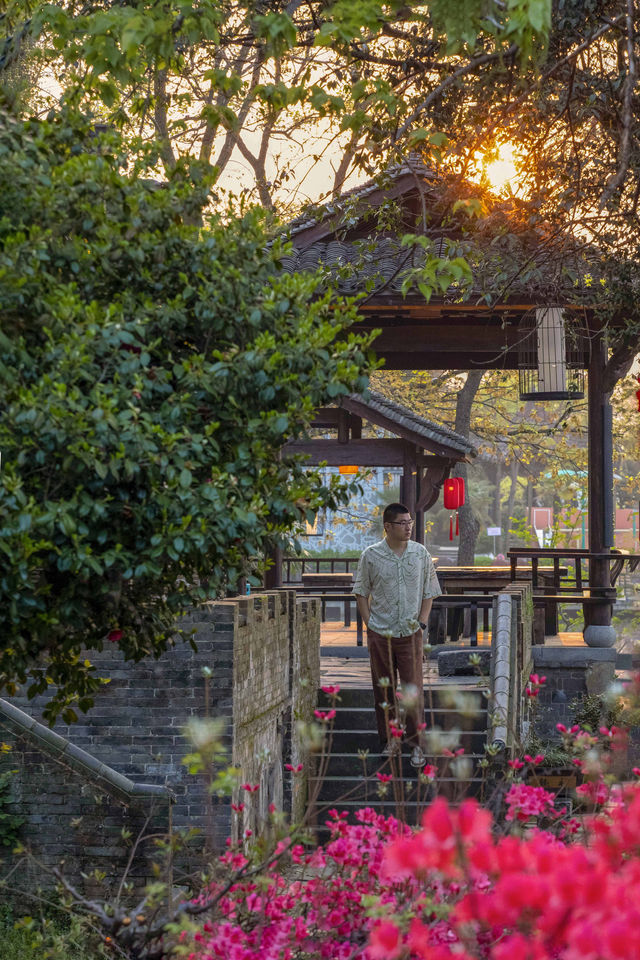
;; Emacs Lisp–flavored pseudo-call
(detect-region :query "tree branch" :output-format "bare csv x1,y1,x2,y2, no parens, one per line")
599,0,637,208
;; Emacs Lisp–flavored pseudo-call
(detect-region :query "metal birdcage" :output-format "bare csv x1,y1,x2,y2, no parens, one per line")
518,307,586,401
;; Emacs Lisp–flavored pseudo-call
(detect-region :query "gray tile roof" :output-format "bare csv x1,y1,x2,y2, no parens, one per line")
279,235,451,297
343,390,477,458
280,157,598,305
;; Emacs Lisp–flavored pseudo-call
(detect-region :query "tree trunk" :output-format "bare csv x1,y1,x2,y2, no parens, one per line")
504,458,519,554
493,460,503,553
453,371,483,565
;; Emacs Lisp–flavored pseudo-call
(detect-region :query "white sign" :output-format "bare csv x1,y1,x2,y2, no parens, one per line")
487,526,501,537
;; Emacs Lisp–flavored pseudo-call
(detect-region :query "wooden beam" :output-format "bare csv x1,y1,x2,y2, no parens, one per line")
378,352,521,370
337,408,350,443
417,464,450,512
311,408,340,427
283,438,409,466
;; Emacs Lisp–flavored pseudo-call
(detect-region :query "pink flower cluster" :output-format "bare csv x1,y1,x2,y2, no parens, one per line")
189,784,640,960
504,783,558,822
372,785,640,960
188,808,412,960
526,672,546,698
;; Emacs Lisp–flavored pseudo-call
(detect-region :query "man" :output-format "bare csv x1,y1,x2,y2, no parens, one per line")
353,502,441,768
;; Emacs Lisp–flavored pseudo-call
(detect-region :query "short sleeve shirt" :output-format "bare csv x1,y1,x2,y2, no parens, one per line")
353,538,441,637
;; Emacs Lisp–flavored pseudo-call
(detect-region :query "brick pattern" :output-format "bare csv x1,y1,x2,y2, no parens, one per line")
531,648,617,740
0,592,320,892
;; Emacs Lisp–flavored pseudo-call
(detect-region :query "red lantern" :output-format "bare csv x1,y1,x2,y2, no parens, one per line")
443,478,465,541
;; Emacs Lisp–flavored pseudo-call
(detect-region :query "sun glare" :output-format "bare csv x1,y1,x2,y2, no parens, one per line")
480,143,519,195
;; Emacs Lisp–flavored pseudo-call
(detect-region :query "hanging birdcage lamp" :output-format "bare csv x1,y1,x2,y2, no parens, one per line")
518,307,585,401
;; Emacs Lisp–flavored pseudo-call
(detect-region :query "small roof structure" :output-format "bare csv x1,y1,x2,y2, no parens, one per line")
341,391,476,459
284,389,476,544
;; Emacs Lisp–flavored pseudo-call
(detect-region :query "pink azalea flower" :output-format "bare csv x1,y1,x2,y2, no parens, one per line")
368,920,401,959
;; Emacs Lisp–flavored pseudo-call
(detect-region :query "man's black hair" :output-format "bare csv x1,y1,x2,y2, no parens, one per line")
383,502,411,525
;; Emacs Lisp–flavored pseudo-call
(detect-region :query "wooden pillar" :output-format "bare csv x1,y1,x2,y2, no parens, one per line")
415,467,425,546
337,408,349,444
585,327,615,647
264,544,283,589
402,444,418,541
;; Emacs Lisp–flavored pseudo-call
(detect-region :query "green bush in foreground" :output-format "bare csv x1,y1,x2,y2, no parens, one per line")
0,106,373,721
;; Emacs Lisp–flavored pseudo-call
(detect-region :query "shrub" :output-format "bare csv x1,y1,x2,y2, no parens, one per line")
0,106,373,720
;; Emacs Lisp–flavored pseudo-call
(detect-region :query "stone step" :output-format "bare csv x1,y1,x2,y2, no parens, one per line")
321,706,489,733
317,748,487,777
318,686,488,710
310,774,486,802
327,728,487,755
311,684,491,829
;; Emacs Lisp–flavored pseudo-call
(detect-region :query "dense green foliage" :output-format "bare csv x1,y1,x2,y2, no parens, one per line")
0,108,372,720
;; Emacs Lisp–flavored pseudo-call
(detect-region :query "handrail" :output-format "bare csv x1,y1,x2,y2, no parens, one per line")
0,699,174,807
282,555,360,582
508,548,640,589
491,593,512,751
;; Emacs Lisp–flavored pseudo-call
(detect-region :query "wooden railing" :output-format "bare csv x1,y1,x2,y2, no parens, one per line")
282,555,360,583
508,548,640,590
299,587,495,647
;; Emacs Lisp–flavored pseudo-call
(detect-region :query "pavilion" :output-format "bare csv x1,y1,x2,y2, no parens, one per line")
276,156,638,648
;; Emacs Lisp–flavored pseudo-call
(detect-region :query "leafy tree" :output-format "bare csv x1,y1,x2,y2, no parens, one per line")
2,0,552,206
0,107,373,721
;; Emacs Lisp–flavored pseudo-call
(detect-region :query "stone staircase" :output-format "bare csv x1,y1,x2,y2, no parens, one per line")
308,684,491,831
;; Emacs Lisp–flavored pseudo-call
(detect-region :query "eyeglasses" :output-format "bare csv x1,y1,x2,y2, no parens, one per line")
387,520,414,527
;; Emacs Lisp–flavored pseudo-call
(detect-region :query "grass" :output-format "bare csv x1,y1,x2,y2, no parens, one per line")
0,924,39,960
0,910,107,960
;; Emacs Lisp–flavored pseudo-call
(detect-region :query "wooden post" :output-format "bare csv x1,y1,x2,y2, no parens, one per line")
264,544,283,589
402,444,418,541
415,471,425,545
585,327,615,647
337,408,349,444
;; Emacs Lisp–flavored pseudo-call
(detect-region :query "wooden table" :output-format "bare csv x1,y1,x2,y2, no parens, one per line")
436,565,568,639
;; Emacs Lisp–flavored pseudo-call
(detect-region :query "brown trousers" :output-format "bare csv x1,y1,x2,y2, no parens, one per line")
367,628,425,747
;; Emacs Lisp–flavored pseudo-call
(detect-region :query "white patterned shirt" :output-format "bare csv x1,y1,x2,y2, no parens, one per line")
353,538,441,637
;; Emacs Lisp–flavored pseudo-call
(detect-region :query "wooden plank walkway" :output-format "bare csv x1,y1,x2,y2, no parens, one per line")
319,622,584,688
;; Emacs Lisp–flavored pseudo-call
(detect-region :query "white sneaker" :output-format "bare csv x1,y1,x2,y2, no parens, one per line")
381,741,400,758
410,746,427,768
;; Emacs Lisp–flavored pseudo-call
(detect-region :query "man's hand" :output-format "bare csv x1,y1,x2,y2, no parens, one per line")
355,594,370,628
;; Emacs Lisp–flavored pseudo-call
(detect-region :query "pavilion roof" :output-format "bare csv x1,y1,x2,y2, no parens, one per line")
280,158,598,309
341,391,476,460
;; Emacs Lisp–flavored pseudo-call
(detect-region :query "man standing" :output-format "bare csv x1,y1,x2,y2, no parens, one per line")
353,502,441,768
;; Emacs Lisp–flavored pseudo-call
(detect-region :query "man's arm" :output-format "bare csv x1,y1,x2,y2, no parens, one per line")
418,597,433,627
418,552,441,627
353,551,371,627
355,594,370,628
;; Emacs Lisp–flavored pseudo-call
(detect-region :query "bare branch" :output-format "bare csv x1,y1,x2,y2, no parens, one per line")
153,70,177,169
393,44,519,143
599,0,637,208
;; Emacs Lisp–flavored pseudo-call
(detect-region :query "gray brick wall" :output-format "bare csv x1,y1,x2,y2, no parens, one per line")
0,591,320,893
531,647,617,741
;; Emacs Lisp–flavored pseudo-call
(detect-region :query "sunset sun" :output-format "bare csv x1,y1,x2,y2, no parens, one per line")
481,143,519,194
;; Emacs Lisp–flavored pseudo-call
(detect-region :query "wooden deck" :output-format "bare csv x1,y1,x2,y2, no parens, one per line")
319,622,585,688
